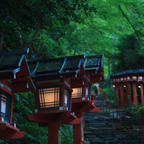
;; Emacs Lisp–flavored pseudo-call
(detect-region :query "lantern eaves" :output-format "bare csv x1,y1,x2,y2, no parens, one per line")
37,58,65,74
0,48,29,77
83,55,104,83
84,55,103,71
0,48,35,93
112,69,144,78
0,55,22,70
31,55,85,78
62,55,84,71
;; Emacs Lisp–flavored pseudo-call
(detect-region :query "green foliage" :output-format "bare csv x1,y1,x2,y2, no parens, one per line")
1,0,144,80
126,104,144,116
113,34,144,72
1,0,144,143
60,125,73,144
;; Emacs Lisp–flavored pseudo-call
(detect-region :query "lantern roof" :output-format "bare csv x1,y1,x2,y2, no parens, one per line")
84,55,103,71
61,55,84,74
112,69,144,78
34,58,65,74
30,55,85,78
83,55,104,83
30,54,104,77
0,48,29,77
0,48,35,92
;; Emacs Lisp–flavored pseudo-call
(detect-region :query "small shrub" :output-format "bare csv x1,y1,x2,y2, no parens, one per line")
126,104,144,116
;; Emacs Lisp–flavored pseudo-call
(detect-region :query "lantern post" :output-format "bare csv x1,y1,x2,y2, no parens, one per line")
28,57,83,144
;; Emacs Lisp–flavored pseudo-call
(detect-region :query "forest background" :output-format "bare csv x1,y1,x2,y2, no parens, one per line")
0,0,144,143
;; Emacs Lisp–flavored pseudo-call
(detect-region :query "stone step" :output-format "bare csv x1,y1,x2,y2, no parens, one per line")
85,123,114,128
84,99,144,144
85,132,144,138
85,117,121,122
85,134,144,143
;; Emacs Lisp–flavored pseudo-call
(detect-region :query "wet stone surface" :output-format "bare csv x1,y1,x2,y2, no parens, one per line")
84,101,144,144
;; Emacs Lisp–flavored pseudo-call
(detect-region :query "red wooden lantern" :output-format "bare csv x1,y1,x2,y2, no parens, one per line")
28,57,82,144
138,76,143,81
60,55,91,144
0,48,35,139
28,55,104,144
66,55,89,103
127,76,131,81
69,55,104,144
132,75,137,81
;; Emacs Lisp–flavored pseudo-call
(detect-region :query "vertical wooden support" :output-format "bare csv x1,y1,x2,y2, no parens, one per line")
10,94,15,124
34,91,39,109
123,86,128,106
61,85,64,108
73,117,84,144
117,85,122,105
83,86,86,98
120,84,124,106
126,87,129,105
114,84,118,105
140,84,144,106
132,83,137,106
73,123,81,144
48,122,60,144
128,84,132,105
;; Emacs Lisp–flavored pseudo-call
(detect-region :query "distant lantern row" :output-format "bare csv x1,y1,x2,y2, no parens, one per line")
111,70,144,107
113,84,142,89
112,75,143,82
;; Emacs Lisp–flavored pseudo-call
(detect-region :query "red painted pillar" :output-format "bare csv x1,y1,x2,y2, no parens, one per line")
48,122,60,144
114,84,118,105
120,84,124,106
117,85,122,105
128,84,132,105
61,85,65,108
10,94,15,125
123,86,128,106
33,91,39,109
126,88,129,105
83,86,86,98
73,124,81,144
73,117,84,144
132,83,137,106
140,84,144,106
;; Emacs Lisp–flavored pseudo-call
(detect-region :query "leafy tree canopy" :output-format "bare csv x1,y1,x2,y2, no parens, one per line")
1,0,144,143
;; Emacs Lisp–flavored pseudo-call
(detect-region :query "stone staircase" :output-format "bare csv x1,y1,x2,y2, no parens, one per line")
84,99,144,144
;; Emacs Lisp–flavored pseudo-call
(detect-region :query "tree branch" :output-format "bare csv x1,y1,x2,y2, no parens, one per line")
118,5,140,40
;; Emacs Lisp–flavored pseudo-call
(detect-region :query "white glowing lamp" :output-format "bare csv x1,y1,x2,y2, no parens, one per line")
72,88,83,98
